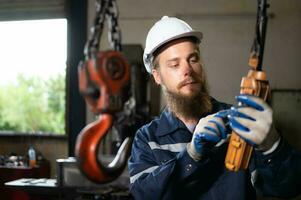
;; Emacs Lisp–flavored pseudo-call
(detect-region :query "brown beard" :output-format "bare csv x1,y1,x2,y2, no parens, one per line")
163,78,212,120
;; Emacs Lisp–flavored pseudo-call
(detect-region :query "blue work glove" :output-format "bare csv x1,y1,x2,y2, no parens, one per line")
187,111,229,161
228,94,280,152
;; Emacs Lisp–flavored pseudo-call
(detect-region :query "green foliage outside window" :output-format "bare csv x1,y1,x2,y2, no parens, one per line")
0,73,65,135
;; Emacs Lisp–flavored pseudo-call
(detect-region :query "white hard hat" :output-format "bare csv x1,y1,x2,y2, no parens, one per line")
143,16,203,73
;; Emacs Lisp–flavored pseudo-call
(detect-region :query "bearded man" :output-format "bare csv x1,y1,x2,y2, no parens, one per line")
128,16,301,200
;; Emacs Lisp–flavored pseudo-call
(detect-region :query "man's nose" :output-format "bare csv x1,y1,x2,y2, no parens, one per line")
182,60,193,76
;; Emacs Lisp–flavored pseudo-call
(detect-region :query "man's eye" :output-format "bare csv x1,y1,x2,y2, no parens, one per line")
189,57,199,63
168,63,179,68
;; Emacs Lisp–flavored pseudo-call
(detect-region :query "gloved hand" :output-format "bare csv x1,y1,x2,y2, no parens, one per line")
187,111,229,161
228,94,280,152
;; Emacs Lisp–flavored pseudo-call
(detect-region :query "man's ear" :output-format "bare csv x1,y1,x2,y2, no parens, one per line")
152,68,161,85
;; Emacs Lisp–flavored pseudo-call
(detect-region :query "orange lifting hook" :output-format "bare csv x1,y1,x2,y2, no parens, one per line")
76,50,132,183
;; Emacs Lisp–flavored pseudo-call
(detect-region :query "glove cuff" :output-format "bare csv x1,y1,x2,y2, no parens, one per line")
262,136,281,155
186,143,201,161
257,124,280,152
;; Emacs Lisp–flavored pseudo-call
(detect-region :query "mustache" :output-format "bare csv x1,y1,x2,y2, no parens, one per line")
177,76,202,89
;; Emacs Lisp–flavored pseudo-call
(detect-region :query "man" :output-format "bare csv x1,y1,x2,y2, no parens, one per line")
128,16,301,200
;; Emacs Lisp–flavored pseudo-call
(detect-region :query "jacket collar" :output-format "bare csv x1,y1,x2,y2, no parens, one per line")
155,108,187,137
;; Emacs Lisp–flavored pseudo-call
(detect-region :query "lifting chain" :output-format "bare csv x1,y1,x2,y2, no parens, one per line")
249,0,268,70
84,0,122,60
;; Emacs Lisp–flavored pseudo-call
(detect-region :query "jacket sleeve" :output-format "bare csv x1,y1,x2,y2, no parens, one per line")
128,128,218,200
252,137,301,198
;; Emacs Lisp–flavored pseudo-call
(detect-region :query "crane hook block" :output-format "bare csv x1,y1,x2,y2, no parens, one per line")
78,50,130,114
75,114,133,183
76,50,132,183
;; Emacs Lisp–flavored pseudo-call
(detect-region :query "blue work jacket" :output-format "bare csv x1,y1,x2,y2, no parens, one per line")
128,98,301,200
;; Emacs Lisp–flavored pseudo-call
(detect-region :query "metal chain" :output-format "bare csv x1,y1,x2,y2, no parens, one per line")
84,0,107,59
250,0,268,70
107,0,122,51
84,0,122,59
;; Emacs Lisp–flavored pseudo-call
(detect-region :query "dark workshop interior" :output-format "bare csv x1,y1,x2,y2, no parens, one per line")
0,0,300,200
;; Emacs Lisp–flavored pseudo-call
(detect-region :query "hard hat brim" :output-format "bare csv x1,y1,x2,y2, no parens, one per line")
147,31,203,57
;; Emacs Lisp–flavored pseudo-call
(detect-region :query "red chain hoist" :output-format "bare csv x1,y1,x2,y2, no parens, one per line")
76,0,132,183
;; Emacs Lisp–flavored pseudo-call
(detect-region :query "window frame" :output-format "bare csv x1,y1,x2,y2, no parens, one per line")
0,0,87,156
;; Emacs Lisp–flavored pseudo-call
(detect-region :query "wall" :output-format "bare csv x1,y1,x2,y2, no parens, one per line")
88,0,301,142
113,0,301,104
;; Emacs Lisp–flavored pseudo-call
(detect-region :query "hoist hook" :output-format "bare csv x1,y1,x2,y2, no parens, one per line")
76,50,132,183
75,114,133,183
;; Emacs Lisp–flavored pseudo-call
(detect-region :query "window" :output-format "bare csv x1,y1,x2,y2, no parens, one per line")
0,19,67,135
